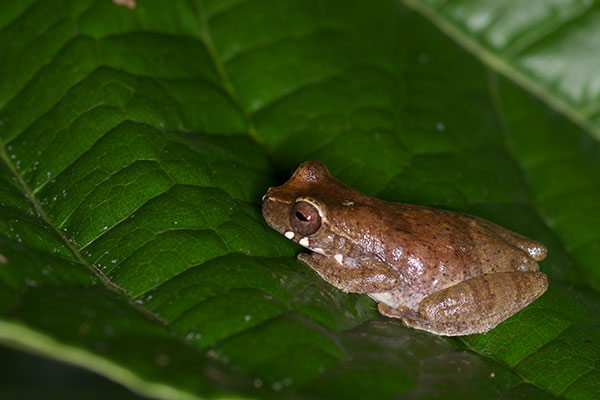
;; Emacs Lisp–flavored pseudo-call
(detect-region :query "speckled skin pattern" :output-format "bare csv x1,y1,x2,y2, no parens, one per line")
262,161,548,336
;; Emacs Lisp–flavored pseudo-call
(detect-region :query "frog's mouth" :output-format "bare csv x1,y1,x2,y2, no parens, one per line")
261,189,293,236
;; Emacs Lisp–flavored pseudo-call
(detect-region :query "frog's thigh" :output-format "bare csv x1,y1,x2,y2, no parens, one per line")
298,253,397,293
466,215,547,261
403,271,548,336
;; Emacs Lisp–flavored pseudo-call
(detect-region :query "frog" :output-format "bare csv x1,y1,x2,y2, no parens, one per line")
262,160,548,336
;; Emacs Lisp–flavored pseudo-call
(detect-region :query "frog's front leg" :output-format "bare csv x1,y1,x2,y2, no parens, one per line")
298,252,398,293
380,271,548,336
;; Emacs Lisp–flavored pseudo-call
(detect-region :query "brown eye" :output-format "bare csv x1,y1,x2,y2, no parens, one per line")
290,201,321,236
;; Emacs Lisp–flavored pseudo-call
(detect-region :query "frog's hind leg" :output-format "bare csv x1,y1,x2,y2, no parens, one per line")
465,214,547,261
383,271,548,336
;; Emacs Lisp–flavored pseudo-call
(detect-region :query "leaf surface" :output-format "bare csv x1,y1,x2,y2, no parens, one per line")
0,1,599,399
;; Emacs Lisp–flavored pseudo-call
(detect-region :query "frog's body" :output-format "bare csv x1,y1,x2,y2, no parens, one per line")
262,161,548,336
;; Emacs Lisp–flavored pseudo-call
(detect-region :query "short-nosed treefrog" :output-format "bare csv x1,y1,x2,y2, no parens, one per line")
262,161,548,336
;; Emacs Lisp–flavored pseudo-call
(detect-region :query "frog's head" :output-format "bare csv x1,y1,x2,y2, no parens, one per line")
262,160,350,255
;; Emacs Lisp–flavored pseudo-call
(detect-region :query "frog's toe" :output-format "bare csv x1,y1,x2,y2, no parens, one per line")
377,303,411,319
400,313,436,334
378,303,400,318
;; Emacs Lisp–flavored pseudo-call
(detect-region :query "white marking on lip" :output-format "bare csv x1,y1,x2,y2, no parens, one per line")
299,237,309,247
284,231,295,240
334,254,344,265
312,247,325,255
342,200,354,206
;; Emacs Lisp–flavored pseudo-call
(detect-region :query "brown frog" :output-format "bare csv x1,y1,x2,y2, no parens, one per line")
262,161,548,336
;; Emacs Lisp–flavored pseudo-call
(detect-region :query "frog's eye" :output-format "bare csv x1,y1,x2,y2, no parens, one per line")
290,201,321,236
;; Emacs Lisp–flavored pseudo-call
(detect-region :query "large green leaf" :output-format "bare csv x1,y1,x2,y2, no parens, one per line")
404,0,600,140
0,0,599,399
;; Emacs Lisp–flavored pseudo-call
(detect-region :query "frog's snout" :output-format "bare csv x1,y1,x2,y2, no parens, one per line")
261,189,289,234
261,187,274,202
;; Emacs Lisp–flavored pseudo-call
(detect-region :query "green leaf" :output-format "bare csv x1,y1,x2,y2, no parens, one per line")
1,0,599,399
403,0,600,140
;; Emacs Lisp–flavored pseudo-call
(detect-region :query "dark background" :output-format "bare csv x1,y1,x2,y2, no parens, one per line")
0,345,151,400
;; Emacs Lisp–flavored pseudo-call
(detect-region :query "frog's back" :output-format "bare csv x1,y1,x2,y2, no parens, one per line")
371,202,544,304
